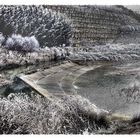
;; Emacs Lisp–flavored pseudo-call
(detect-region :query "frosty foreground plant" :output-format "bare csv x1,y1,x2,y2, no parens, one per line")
5,34,40,52
0,93,109,134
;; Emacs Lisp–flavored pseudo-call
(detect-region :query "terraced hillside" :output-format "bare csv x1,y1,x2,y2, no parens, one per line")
46,5,140,46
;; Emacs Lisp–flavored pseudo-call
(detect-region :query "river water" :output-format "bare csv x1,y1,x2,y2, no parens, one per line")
74,61,140,117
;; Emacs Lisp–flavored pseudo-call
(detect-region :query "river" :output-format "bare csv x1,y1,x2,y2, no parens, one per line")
74,61,140,117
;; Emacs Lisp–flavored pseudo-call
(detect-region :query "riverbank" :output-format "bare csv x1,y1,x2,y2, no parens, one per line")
0,46,73,89
0,48,51,71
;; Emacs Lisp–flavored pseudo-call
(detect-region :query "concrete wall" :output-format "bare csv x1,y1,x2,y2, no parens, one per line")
46,5,140,47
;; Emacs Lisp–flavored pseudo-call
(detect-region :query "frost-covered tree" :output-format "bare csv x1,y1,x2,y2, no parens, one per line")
0,6,72,48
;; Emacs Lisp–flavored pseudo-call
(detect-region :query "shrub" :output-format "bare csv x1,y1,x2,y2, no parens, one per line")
5,34,40,52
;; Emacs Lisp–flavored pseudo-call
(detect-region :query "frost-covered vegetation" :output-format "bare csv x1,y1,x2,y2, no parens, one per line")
5,34,39,52
0,47,72,69
0,5,72,48
0,93,109,134
70,43,140,62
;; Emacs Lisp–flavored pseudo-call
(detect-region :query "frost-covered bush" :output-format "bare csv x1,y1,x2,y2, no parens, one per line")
5,34,39,52
0,5,72,48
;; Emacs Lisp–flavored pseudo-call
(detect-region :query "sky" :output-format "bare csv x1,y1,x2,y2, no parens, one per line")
126,5,140,13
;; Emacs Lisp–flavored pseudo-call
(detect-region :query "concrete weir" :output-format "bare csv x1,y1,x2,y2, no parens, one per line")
18,62,99,98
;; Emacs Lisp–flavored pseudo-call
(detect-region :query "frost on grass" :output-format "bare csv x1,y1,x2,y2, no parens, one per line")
0,93,109,134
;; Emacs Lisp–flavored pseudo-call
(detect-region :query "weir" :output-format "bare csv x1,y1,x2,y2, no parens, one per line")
18,62,98,98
